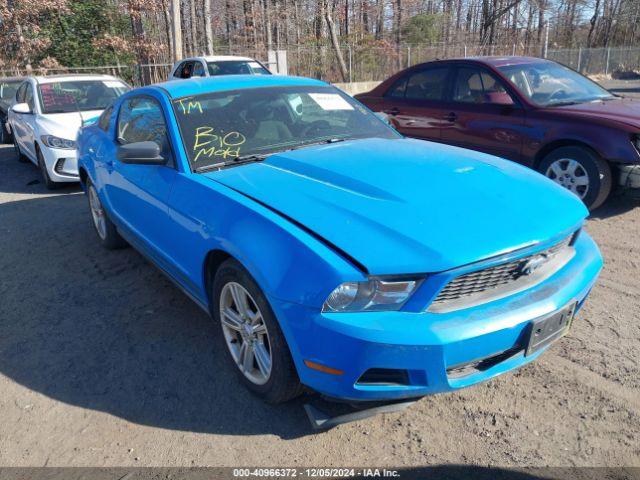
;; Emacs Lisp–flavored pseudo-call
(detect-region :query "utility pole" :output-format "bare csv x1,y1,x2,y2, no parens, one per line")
170,0,182,62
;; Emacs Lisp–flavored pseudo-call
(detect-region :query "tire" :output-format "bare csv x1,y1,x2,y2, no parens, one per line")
37,147,60,190
86,179,127,249
212,258,303,404
539,146,612,210
12,134,28,163
0,120,11,144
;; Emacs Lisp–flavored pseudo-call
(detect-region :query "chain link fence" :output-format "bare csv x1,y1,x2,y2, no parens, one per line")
547,46,640,77
1,45,638,86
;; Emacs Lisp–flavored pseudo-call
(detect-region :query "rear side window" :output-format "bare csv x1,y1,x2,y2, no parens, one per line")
98,105,113,131
178,61,194,79
405,68,450,101
117,96,173,164
386,77,408,98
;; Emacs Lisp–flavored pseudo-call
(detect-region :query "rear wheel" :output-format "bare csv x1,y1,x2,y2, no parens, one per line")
539,146,612,210
87,179,127,249
212,259,303,404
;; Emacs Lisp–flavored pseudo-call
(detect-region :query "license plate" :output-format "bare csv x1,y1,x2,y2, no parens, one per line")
526,303,576,356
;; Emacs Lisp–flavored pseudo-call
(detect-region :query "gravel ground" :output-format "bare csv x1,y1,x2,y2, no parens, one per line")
0,143,639,469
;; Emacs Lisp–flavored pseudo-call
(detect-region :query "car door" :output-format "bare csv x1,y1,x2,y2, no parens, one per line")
20,83,39,159
440,66,525,161
11,82,29,152
375,66,452,142
102,94,178,263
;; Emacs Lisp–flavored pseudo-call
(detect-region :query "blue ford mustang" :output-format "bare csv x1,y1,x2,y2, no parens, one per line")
77,75,602,404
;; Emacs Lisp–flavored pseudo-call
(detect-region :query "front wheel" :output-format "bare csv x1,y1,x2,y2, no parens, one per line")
539,146,612,210
86,180,127,249
13,134,27,163
212,259,303,404
37,148,60,190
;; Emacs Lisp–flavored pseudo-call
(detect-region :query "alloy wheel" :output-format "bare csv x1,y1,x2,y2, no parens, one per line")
219,282,272,385
88,185,107,240
545,158,590,199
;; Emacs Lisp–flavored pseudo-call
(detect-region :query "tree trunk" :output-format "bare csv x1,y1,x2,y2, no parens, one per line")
204,0,214,55
325,1,349,81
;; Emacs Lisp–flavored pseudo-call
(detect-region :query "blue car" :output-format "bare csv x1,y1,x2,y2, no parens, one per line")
77,75,602,405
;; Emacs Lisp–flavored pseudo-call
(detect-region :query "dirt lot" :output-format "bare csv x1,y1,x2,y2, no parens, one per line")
0,143,639,469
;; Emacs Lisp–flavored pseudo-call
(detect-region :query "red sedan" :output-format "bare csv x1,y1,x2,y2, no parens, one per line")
355,56,640,209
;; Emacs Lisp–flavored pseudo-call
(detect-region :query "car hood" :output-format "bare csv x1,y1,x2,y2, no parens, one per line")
205,138,587,274
548,97,640,129
38,110,104,138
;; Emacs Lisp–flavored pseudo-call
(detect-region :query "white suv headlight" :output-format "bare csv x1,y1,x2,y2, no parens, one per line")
41,135,76,150
322,279,422,312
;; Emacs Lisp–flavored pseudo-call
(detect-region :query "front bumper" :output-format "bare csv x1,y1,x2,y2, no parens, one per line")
40,144,79,183
270,231,602,401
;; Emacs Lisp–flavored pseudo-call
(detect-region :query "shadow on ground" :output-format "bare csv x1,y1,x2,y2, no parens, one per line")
0,184,312,440
590,191,640,219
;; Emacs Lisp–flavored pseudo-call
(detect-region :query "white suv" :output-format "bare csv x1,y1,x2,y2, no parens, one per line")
8,74,129,189
168,56,271,80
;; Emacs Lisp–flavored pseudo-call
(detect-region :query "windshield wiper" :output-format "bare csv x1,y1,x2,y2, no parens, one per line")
195,153,268,173
547,100,582,107
287,137,348,152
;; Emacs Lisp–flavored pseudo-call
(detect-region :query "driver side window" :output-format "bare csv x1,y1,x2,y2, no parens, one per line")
24,85,35,111
117,96,174,165
192,62,205,77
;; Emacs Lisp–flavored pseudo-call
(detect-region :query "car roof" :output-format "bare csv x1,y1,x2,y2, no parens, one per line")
413,56,550,69
29,74,123,84
464,56,551,67
155,74,328,99
177,55,257,64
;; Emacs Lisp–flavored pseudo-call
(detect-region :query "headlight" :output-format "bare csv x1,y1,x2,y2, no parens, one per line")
41,135,76,150
322,278,422,312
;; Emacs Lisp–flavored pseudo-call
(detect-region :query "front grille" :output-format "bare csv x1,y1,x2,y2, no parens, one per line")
430,232,576,312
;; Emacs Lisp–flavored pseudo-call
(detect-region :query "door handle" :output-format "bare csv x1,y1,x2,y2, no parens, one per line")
444,112,457,122
384,107,400,115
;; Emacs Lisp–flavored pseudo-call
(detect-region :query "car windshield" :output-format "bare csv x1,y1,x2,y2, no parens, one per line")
173,85,399,171
38,80,129,114
498,61,614,106
0,80,21,109
207,61,270,76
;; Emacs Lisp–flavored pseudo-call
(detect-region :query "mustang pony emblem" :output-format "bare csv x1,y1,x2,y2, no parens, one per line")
520,254,551,276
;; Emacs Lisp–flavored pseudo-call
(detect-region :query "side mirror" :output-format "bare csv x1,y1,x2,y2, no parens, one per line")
11,103,31,114
485,92,515,106
117,141,166,165
374,111,392,125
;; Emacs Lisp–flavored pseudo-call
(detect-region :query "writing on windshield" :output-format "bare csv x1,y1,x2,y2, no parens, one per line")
172,85,398,171
193,126,246,162
38,80,129,114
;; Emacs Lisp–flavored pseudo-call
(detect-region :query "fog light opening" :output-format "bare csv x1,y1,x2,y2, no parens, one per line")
54,158,67,174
